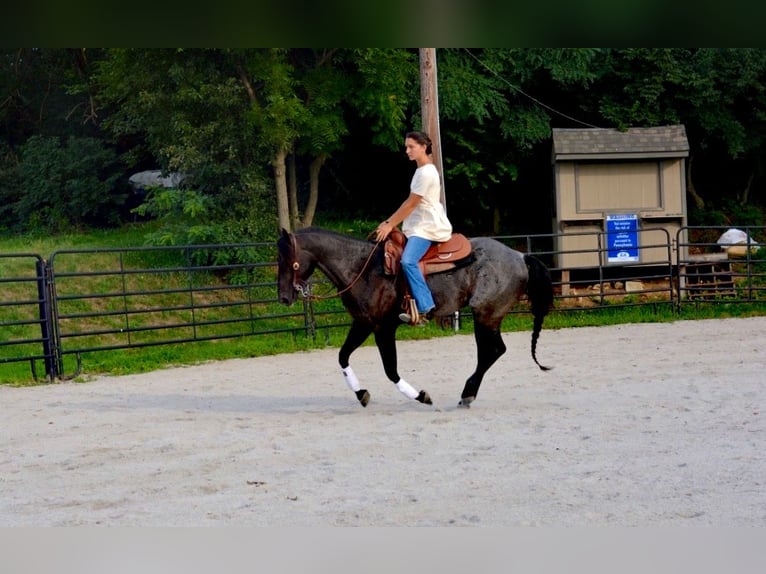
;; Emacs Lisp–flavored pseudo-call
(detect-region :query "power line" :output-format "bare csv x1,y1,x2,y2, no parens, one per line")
461,48,604,129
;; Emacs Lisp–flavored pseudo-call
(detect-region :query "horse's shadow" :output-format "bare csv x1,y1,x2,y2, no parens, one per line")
70,392,434,416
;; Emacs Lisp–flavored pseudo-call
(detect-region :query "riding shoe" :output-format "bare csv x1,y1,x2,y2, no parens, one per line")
398,308,434,327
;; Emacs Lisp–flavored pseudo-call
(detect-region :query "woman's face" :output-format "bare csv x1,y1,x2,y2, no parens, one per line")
404,137,427,162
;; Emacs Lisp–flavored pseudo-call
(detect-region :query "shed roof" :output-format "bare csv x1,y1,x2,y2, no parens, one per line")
552,125,689,161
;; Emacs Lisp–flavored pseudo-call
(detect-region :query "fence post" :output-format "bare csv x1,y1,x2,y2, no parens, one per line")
36,259,58,380
303,297,317,340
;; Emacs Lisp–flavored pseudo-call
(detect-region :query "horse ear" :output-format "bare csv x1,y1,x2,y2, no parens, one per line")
280,227,290,238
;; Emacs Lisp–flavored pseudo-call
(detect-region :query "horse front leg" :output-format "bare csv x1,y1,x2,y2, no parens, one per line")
374,325,432,405
339,320,374,407
459,321,507,408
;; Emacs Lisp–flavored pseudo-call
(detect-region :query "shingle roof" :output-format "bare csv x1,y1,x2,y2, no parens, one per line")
552,125,689,160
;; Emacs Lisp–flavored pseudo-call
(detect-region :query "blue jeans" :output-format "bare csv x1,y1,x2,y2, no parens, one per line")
401,235,435,314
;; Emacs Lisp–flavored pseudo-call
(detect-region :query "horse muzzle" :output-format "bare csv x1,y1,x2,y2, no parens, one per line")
279,293,294,305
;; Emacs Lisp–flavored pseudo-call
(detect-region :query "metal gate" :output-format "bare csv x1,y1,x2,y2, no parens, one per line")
1,243,346,381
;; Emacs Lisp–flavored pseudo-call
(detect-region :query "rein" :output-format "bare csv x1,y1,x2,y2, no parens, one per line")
290,233,382,301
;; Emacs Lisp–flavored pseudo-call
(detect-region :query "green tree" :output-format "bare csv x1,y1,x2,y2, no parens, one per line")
95,48,415,235
0,48,102,144
7,48,765,240
435,48,601,233
0,48,117,234
291,48,416,229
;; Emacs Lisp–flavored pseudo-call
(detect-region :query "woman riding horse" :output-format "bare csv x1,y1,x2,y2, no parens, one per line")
374,131,452,327
277,227,553,408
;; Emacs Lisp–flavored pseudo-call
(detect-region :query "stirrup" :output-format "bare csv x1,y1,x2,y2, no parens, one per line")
399,297,419,325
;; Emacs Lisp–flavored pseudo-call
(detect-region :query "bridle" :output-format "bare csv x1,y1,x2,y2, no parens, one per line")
289,233,382,301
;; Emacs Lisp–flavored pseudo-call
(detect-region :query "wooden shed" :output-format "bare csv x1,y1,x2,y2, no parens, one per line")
551,125,690,268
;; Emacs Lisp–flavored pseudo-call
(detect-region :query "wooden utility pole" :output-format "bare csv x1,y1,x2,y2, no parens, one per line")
419,48,446,210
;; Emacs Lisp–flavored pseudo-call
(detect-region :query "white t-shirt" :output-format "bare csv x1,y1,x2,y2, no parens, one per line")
402,163,452,242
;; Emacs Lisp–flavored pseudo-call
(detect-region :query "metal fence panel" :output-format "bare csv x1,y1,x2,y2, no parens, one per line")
48,242,303,377
495,228,675,313
677,226,766,306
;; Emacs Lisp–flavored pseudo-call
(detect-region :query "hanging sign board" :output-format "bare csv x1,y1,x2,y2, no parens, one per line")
606,213,639,263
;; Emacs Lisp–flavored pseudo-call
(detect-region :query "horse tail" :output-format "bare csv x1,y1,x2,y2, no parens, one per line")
523,254,553,371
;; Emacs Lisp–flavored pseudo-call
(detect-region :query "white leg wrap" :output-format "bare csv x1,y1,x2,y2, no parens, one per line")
396,378,419,400
342,366,361,392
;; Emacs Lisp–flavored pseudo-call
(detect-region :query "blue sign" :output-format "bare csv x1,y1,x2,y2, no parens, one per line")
606,214,639,263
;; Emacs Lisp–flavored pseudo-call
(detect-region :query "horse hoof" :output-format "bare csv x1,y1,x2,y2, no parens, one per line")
356,389,370,407
416,390,432,405
458,396,474,408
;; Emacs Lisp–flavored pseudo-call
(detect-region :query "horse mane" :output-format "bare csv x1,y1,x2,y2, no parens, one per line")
295,227,367,243
294,227,375,254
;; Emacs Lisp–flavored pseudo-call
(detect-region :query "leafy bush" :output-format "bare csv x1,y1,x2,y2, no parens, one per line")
135,172,278,281
689,198,765,228
13,136,126,234
0,142,20,235
133,187,223,248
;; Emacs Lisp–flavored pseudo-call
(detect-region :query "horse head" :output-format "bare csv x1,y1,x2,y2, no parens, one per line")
276,228,316,305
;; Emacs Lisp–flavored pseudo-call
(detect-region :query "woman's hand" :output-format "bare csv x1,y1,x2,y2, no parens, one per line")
375,220,393,242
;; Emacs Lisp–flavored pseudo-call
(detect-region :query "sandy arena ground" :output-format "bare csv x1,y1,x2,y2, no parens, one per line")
1,316,764,526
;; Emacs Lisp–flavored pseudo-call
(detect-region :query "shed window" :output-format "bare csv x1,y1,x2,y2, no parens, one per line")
576,162,661,212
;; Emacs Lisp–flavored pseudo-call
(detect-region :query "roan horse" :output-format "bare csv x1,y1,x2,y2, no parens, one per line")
277,227,553,408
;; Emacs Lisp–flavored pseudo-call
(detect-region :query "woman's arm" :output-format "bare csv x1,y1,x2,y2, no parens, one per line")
375,193,422,241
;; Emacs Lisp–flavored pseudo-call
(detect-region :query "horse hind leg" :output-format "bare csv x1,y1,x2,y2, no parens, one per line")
459,322,507,408
374,326,432,406
393,378,432,405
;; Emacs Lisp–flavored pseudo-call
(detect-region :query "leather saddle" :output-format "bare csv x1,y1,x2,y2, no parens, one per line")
382,229,473,276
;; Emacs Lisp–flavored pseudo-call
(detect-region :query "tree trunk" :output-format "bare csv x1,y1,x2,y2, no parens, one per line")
301,154,325,228
686,155,705,211
273,148,291,232
739,169,755,204
288,152,299,229
240,65,293,231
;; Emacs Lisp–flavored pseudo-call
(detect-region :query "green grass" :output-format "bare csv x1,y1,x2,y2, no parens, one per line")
2,222,766,387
